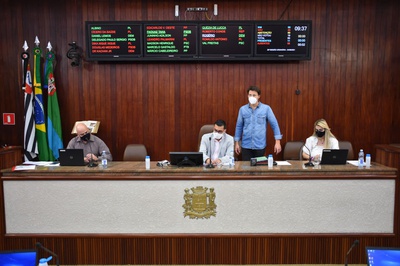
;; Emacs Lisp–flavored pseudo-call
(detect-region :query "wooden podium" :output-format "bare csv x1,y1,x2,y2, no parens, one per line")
375,144,400,172
0,146,22,170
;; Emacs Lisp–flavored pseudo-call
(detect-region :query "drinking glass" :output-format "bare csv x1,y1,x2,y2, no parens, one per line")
313,157,321,169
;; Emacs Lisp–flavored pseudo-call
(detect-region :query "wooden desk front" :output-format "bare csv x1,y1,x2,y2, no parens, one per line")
0,161,398,264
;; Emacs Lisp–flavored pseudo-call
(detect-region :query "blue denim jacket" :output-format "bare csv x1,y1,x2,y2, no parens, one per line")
234,102,282,149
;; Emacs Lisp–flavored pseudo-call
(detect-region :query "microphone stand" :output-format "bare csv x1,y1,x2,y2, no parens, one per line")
302,144,314,167
36,242,60,266
205,136,214,168
344,240,359,266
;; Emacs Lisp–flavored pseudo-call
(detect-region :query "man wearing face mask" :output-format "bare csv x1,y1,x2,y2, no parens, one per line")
66,122,112,163
302,118,339,160
199,119,234,166
234,86,283,161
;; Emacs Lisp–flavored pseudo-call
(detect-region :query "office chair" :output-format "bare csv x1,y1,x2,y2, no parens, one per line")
197,124,214,149
283,141,305,160
123,144,148,161
339,141,354,160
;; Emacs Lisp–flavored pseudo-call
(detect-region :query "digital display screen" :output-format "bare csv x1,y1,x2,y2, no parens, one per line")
85,20,312,61
86,22,142,60
144,23,197,57
366,247,400,266
0,250,37,266
255,21,311,59
199,23,253,57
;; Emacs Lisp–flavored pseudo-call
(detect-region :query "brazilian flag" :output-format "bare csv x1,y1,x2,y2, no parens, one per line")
33,46,51,161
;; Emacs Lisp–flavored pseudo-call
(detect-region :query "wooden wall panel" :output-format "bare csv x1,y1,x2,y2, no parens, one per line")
1,236,399,264
2,0,398,159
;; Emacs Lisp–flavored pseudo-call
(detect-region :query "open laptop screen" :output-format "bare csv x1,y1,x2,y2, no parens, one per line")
320,149,348,165
366,246,400,266
0,249,37,266
58,149,85,166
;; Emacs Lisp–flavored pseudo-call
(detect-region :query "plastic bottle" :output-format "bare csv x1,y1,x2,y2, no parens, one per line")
145,155,150,169
268,154,273,168
366,154,371,168
101,150,108,169
38,257,52,266
229,156,235,167
358,149,364,168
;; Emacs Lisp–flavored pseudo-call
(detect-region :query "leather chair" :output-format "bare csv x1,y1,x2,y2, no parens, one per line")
283,141,305,160
339,141,354,160
197,124,214,149
123,144,148,161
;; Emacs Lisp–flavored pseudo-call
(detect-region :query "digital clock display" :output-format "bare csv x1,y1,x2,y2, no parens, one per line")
255,21,311,58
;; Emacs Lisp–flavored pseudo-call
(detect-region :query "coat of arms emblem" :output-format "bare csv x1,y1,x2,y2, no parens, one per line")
182,186,217,219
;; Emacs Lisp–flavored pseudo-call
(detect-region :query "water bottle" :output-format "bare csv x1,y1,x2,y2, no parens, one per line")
101,150,107,169
366,154,371,168
38,257,52,266
358,149,364,168
268,154,273,168
229,156,235,167
145,155,150,169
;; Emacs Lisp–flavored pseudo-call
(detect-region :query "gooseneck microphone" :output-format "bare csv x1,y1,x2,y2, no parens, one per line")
36,242,60,266
301,144,314,167
344,239,359,266
205,136,214,168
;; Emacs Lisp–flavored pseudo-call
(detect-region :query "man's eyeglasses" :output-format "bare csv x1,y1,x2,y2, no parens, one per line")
213,129,225,134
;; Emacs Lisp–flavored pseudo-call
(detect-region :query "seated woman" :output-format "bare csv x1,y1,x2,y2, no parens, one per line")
302,118,339,160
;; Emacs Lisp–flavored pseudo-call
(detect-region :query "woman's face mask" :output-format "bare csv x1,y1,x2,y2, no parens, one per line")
315,130,325,138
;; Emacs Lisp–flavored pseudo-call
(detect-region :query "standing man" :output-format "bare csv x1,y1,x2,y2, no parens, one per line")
234,86,282,161
67,122,112,163
199,119,234,166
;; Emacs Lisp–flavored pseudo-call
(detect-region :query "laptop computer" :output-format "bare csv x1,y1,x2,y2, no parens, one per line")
366,246,400,266
0,249,37,266
320,149,348,165
59,149,85,166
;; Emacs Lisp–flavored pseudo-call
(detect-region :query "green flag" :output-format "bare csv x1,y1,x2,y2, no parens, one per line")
44,51,63,160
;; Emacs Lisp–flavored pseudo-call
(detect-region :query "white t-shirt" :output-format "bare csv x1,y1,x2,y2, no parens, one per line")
303,136,339,159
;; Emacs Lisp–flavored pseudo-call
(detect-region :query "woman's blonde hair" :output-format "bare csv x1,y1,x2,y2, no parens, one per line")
313,118,336,149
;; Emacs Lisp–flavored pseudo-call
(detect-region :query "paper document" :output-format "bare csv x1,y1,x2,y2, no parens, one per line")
13,165,36,171
276,161,291,166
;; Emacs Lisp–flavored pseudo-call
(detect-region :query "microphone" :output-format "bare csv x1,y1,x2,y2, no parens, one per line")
36,242,60,266
301,144,314,167
344,239,359,266
83,134,97,167
205,135,214,168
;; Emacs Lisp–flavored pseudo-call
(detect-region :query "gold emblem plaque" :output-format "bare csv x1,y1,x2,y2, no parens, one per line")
183,186,217,219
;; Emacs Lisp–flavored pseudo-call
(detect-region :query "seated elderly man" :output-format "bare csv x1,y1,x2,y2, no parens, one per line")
66,122,112,163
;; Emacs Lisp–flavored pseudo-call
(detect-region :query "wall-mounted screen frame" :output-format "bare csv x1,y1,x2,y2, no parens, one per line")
254,20,312,60
143,22,198,58
198,22,253,58
86,21,143,61
85,20,312,62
